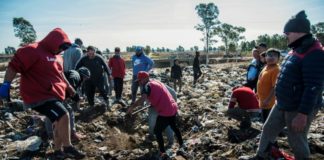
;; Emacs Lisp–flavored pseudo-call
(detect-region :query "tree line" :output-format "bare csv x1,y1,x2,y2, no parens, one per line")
2,12,324,55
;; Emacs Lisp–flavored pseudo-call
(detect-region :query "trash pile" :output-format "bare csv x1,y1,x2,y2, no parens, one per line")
0,62,323,159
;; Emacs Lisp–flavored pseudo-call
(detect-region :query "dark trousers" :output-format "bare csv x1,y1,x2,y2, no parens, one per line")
154,115,183,153
113,77,123,100
262,109,271,123
193,69,202,85
84,80,108,106
227,107,252,129
173,78,182,92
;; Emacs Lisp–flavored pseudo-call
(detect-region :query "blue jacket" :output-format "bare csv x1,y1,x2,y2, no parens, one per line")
132,53,154,75
246,59,264,90
275,35,324,115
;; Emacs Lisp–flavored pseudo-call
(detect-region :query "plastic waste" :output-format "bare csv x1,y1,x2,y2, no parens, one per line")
4,112,14,121
6,136,42,152
191,125,199,132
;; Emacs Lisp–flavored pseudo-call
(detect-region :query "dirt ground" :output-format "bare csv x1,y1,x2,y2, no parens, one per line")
0,62,323,160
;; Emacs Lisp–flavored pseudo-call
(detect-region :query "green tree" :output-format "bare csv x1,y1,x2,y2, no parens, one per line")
228,43,236,53
218,45,225,51
145,45,151,54
213,23,245,55
256,34,287,50
195,2,219,64
5,46,16,54
316,33,324,45
103,48,110,54
311,22,324,34
176,45,185,52
256,34,271,47
13,17,37,46
270,34,287,50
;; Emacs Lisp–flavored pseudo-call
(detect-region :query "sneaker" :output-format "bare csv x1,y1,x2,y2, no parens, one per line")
63,146,86,159
52,150,65,160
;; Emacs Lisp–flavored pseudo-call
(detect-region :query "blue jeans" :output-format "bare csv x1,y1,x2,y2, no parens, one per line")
131,75,142,103
148,107,174,145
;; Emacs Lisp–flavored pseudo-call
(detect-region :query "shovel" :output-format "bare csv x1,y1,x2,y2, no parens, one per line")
131,105,150,116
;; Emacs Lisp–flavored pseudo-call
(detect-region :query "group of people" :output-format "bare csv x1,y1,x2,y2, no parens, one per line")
160,50,202,93
227,11,324,160
0,10,323,160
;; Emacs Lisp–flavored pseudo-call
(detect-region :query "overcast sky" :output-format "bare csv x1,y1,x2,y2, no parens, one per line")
0,0,323,52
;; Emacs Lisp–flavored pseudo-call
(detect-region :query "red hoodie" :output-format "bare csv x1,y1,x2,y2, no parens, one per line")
108,55,126,79
9,28,71,105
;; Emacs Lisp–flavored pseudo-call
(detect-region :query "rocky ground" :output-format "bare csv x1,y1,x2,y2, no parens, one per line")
0,62,323,160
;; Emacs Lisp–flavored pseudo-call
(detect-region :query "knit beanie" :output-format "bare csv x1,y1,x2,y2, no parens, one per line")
284,10,311,33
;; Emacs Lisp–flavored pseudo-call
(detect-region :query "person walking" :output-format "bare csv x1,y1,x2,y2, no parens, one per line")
75,46,111,109
46,67,91,142
0,28,85,159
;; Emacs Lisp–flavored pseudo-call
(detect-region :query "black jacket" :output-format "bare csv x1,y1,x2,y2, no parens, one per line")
193,56,200,72
75,55,110,83
171,64,182,79
275,34,324,115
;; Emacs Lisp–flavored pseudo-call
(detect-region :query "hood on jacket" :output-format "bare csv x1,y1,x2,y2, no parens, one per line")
39,28,71,53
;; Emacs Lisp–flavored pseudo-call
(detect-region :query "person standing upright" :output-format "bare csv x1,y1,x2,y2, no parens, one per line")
250,11,324,160
131,46,154,104
256,49,280,123
108,47,126,104
246,46,265,92
63,38,83,72
193,51,202,85
171,59,183,92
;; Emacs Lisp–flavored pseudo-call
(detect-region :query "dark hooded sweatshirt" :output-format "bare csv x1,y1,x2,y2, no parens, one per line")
9,28,71,105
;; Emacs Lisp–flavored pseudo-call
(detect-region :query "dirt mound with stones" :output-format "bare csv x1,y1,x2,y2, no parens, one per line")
0,62,323,159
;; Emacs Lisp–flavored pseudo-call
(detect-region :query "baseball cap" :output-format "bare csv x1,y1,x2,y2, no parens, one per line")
135,71,149,82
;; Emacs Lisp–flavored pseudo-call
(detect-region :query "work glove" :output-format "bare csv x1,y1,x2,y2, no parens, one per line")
0,81,11,99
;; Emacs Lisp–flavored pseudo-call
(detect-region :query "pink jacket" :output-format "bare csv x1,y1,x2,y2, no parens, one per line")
147,80,177,116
